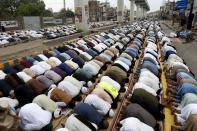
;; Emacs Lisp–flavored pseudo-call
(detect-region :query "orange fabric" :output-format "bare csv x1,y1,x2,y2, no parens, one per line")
51,88,72,105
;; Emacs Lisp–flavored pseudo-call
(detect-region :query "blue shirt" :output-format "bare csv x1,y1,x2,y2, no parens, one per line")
127,48,139,56
177,83,197,101
143,61,161,71
74,103,103,126
178,72,195,81
117,57,132,67
53,49,61,55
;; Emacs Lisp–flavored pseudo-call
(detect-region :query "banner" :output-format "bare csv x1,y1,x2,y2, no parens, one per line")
75,7,82,23
177,0,188,9
0,21,18,28
43,17,54,23
43,17,62,24
54,19,62,24
66,18,74,24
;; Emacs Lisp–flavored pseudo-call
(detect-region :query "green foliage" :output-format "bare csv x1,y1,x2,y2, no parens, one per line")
58,9,75,18
43,10,53,17
0,0,19,17
17,1,45,16
0,0,52,17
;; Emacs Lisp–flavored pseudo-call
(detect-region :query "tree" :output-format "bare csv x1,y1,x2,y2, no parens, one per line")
58,9,75,18
0,0,51,17
0,0,19,17
43,10,53,17
17,1,46,16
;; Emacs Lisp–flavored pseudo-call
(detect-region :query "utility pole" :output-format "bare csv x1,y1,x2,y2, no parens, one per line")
63,0,66,11
105,0,108,21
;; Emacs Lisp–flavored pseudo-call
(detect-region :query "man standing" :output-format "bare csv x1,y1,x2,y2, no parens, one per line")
1,25,6,32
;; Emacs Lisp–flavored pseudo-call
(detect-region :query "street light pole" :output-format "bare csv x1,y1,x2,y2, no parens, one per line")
63,0,66,11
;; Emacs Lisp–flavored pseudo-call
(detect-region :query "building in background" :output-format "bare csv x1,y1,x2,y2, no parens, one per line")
106,7,117,21
47,8,53,13
88,0,119,22
88,0,101,22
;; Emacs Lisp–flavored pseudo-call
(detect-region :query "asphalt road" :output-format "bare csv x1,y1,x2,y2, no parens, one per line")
161,22,197,77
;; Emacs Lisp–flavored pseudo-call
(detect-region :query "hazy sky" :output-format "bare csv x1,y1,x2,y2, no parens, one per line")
43,0,164,13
